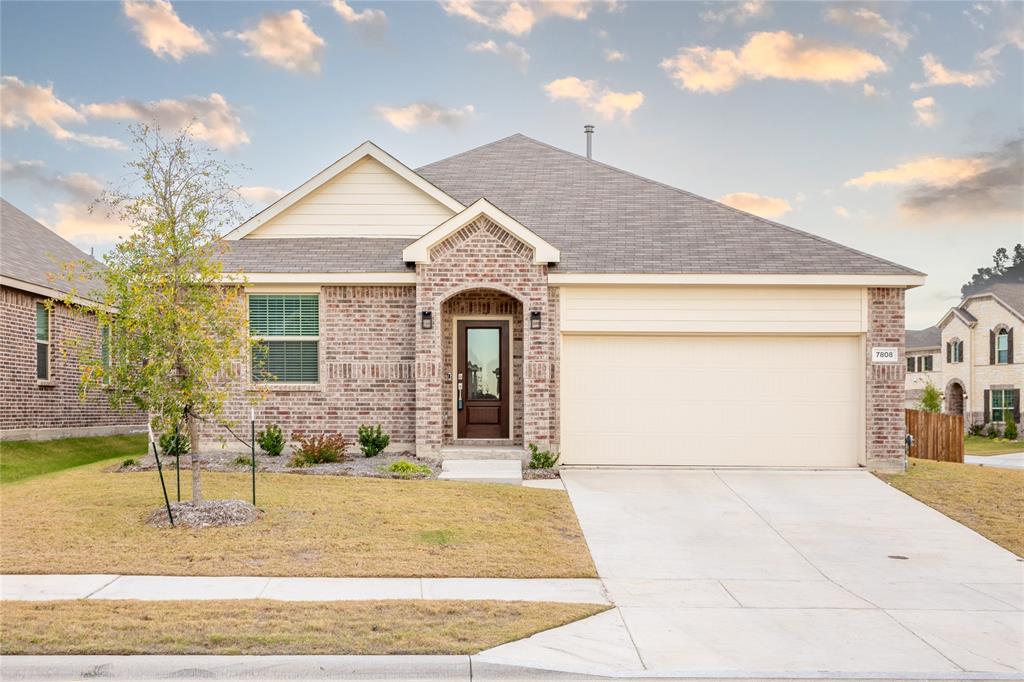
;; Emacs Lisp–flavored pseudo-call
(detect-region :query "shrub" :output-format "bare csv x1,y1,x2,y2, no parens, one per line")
357,424,390,458
289,431,347,467
968,422,985,437
1004,413,1019,441
256,424,284,456
159,424,189,458
232,454,252,467
120,457,138,469
988,422,1002,439
919,382,942,413
382,459,431,478
528,443,559,469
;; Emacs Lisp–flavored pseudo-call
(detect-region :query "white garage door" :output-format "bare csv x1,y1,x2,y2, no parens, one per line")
560,335,862,467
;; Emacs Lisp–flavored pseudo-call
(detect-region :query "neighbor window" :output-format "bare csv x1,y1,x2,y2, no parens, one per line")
949,340,964,363
249,294,319,383
996,329,1010,364
923,355,933,372
907,357,915,373
991,389,1015,423
100,324,111,384
907,355,932,373
35,302,50,380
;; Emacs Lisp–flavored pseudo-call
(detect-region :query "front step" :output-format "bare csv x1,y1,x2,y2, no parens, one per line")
439,459,523,485
439,445,526,462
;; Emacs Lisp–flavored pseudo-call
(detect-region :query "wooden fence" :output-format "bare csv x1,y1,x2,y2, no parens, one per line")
905,409,964,463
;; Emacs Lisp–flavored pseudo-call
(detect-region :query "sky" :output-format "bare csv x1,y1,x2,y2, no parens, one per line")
1,0,1022,329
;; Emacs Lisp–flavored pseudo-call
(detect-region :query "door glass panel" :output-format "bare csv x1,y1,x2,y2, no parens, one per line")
467,328,500,400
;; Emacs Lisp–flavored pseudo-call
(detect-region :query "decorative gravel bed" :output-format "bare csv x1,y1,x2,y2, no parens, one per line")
120,450,439,479
146,500,262,528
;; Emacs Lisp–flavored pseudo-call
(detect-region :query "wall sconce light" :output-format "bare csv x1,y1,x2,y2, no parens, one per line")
421,311,433,330
530,311,542,330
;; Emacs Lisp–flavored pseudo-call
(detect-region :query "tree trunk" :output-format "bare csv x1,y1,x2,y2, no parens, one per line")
187,409,202,503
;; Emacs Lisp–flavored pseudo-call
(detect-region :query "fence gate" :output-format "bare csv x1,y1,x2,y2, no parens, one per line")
905,409,964,463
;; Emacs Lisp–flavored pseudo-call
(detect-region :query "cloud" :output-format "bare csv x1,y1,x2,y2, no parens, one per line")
862,83,885,97
834,206,850,218
543,76,644,121
911,53,994,89
912,96,938,127
701,0,767,24
1,159,104,203
717,192,792,219
83,93,249,150
845,140,1023,219
375,102,475,132
230,10,325,73
0,76,123,149
439,0,590,36
239,185,286,207
122,0,211,61
330,0,387,39
604,49,627,62
43,201,133,250
660,31,887,93
467,40,530,71
824,7,910,50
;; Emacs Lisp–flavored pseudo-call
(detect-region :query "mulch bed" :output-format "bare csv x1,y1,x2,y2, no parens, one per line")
118,450,440,479
146,500,262,529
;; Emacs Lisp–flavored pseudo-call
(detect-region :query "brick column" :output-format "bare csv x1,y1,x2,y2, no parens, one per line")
866,287,907,472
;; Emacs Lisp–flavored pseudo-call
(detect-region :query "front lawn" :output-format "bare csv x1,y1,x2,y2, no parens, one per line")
0,599,607,655
964,435,1024,456
876,458,1024,557
0,434,146,484
0,461,596,578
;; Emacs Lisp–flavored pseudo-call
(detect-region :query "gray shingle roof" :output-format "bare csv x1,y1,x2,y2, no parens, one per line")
0,198,103,299
418,134,922,276
219,237,413,273
906,327,941,350
965,281,1024,318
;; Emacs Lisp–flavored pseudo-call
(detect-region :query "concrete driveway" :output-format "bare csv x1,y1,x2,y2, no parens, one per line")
476,469,1024,678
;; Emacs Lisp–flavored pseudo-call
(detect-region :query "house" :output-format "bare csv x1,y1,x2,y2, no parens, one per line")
905,280,1022,427
213,133,925,471
0,199,145,440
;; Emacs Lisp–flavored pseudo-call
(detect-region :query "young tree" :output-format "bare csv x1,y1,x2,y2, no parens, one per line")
63,124,251,503
919,382,942,413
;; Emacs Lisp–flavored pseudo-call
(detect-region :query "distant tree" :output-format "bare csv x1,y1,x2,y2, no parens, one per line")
919,382,943,413
61,124,252,503
961,244,1024,297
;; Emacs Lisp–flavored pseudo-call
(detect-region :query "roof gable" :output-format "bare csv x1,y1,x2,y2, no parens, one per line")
960,282,1024,321
225,141,463,240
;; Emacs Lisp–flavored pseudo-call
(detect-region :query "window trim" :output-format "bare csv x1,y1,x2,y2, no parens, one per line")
248,293,321,386
35,302,51,382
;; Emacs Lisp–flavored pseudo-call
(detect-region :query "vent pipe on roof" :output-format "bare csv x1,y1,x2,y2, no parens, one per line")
584,124,594,159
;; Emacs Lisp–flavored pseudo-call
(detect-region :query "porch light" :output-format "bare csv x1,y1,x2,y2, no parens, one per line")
420,311,433,330
530,311,542,330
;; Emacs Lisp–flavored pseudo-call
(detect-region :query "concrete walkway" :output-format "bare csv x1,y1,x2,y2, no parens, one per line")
0,575,608,604
966,452,1024,470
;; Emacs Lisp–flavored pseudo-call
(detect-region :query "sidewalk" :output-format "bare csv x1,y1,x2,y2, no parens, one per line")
0,574,609,604
965,452,1024,470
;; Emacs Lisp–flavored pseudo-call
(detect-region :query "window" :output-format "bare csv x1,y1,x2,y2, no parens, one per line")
35,302,50,380
100,324,111,384
991,389,1015,423
996,329,1010,364
907,355,932,373
907,357,915,373
923,355,933,371
949,340,964,363
249,294,319,383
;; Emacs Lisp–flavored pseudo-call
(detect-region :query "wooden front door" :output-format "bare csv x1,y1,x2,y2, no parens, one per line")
456,320,509,439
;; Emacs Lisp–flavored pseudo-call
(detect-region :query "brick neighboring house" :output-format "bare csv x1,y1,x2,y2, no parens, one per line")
206,134,924,471
905,281,1022,428
0,199,145,440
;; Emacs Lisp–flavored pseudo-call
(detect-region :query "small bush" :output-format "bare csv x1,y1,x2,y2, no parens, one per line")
1004,413,1019,440
968,423,985,437
528,443,559,469
919,382,942,413
159,425,189,458
357,424,390,458
289,431,347,467
233,454,252,467
120,457,138,469
256,424,284,456
988,423,1002,439
382,459,431,478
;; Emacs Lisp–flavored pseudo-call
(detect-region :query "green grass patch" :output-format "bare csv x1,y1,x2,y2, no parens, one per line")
0,434,147,484
964,435,1023,456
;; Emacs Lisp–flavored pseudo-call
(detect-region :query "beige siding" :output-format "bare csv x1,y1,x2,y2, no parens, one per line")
559,285,866,334
247,157,454,239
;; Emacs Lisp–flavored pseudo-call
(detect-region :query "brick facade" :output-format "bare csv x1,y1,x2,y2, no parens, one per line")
0,285,145,440
866,287,908,471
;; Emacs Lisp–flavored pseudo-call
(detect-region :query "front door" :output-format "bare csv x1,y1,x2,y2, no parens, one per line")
456,320,509,439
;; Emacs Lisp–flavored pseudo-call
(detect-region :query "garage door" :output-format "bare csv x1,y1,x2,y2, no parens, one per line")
560,335,862,467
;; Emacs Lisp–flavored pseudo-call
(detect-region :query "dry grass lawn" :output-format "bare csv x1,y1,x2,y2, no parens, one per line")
0,599,607,655
877,458,1024,557
0,462,595,577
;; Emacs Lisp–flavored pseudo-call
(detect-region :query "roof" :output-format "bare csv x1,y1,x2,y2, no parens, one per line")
0,199,103,299
962,281,1024,319
220,237,412,273
417,134,923,276
906,327,941,350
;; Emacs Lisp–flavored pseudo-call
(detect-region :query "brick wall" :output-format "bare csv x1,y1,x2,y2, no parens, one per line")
0,285,145,439
203,285,417,451
866,287,907,471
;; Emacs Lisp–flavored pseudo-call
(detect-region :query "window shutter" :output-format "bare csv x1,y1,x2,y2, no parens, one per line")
990,330,996,364
946,342,951,363
1008,328,1015,364
958,340,964,363
984,389,990,423
1013,389,1021,424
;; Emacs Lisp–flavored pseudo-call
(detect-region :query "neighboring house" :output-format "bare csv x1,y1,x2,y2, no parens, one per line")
212,133,924,471
0,199,145,440
906,281,1022,427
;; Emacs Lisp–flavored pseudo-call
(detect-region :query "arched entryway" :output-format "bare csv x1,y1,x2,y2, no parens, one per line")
946,380,965,416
